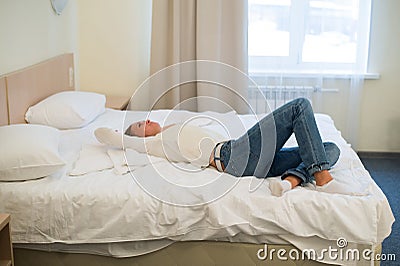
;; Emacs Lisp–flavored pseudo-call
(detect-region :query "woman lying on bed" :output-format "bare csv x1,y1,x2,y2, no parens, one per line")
95,98,364,197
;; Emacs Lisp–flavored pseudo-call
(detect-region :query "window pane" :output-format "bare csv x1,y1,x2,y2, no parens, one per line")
248,0,292,57
302,0,359,63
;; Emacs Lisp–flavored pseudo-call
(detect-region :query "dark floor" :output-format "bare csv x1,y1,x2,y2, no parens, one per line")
359,154,400,266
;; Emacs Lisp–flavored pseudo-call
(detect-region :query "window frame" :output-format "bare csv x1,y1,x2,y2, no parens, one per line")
248,0,373,74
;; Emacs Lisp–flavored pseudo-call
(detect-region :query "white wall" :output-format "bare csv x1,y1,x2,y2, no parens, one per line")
77,0,152,108
0,0,78,75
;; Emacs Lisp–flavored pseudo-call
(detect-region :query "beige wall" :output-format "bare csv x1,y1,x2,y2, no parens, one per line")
0,0,78,75
359,0,400,152
77,0,152,107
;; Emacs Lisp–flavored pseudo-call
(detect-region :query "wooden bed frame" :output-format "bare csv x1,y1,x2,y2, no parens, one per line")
0,76,8,126
0,54,74,125
1,54,382,266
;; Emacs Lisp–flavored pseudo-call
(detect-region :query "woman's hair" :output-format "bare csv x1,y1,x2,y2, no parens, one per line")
124,125,134,136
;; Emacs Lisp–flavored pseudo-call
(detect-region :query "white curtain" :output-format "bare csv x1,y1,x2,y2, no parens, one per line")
149,0,249,113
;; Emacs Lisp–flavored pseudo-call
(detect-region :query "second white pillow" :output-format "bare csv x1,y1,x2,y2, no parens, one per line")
25,91,106,129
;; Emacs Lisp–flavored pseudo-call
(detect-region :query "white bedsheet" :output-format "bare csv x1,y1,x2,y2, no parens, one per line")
0,109,394,260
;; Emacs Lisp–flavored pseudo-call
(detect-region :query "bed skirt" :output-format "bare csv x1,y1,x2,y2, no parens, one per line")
14,241,382,266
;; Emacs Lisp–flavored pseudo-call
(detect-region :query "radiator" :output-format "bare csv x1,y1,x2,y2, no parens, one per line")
248,85,337,113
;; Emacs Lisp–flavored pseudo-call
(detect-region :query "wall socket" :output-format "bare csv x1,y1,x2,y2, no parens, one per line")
68,67,74,88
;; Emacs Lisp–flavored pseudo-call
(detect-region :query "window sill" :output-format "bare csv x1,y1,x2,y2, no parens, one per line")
249,71,380,80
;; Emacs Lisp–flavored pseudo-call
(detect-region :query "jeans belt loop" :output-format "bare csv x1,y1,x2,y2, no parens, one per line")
214,142,225,172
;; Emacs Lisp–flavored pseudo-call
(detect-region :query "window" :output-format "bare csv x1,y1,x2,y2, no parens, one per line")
248,0,372,74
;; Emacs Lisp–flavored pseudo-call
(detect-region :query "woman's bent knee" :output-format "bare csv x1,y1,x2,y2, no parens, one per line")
324,142,340,166
295,97,311,108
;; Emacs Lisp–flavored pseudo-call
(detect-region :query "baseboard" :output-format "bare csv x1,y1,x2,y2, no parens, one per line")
357,151,400,159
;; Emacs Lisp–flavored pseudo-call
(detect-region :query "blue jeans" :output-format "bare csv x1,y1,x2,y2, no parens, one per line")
219,98,340,184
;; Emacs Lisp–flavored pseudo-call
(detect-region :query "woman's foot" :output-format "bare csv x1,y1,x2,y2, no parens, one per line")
315,179,368,196
314,170,368,196
269,175,301,197
313,170,333,186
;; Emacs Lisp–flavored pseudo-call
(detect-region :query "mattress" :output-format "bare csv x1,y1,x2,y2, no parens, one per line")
0,108,395,261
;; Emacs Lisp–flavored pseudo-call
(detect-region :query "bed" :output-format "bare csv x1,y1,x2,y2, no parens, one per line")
0,54,395,266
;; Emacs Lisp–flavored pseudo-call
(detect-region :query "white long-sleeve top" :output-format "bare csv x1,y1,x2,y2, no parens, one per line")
95,124,226,168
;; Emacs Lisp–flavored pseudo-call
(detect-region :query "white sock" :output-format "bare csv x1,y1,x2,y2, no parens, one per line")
316,179,368,196
269,179,292,197
94,128,124,148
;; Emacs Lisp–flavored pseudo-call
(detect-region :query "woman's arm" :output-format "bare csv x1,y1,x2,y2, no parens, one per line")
94,127,147,153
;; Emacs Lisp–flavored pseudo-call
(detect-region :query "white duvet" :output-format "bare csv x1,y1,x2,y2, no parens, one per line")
0,109,394,261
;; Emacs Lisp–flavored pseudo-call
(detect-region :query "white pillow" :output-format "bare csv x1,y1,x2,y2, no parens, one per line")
0,124,65,181
25,91,106,129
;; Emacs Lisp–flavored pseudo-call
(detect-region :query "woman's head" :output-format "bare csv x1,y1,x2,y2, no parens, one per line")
125,120,161,137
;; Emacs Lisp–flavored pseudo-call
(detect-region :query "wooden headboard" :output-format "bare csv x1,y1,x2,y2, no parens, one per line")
3,54,74,124
0,76,7,126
